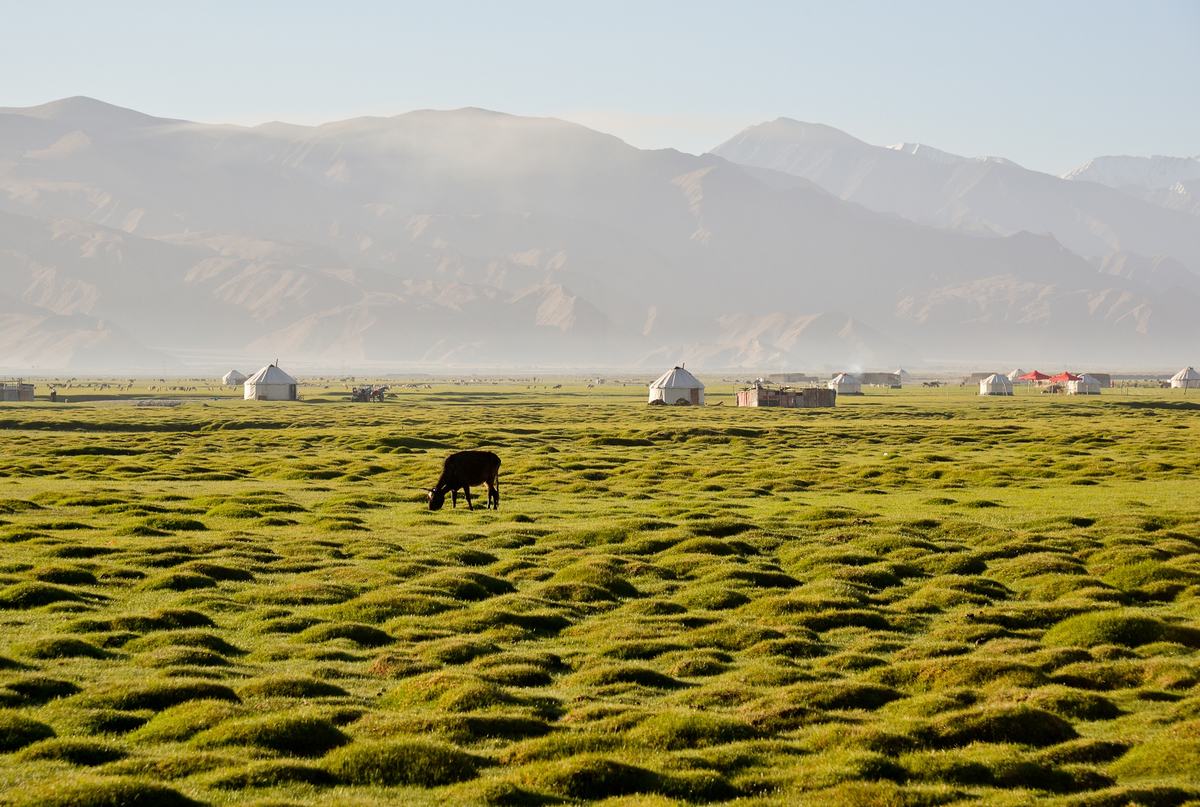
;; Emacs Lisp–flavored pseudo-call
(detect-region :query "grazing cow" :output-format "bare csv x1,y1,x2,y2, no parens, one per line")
426,450,501,511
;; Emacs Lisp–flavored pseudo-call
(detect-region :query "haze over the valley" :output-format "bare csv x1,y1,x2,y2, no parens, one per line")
1,97,1197,373
2,2,1197,374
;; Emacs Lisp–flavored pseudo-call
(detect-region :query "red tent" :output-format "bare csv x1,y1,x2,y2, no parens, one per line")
1049,371,1081,383
1019,370,1050,381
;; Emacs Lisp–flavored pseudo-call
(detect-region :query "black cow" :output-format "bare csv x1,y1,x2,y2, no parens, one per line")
426,450,501,511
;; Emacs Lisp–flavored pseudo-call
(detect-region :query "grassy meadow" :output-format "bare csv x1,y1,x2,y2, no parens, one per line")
0,382,1198,805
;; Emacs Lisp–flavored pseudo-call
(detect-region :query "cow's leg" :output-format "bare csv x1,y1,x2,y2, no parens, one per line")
488,476,499,510
463,486,473,510
452,490,458,508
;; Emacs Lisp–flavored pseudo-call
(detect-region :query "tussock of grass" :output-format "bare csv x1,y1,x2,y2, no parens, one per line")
298,621,393,647
8,777,199,807
1044,610,1200,648
627,710,758,749
238,676,349,699
131,700,244,742
16,636,109,659
929,705,1077,748
324,739,484,786
0,581,84,608
17,738,127,766
206,760,335,788
194,714,349,756
0,711,55,751
83,679,239,711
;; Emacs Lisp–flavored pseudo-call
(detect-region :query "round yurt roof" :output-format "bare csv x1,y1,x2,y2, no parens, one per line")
1172,366,1200,382
245,364,297,385
831,373,858,382
223,369,246,382
1078,374,1101,384
1007,368,1025,379
650,366,703,390
983,373,1008,383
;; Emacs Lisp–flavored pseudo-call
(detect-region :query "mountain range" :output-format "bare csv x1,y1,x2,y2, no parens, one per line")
0,97,1196,372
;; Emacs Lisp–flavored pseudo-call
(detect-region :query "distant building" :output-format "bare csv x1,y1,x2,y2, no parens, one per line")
222,370,247,386
0,382,34,402
766,373,821,384
648,366,705,405
737,383,836,408
979,374,1014,396
1068,375,1101,395
857,372,901,388
1084,373,1112,388
244,364,298,401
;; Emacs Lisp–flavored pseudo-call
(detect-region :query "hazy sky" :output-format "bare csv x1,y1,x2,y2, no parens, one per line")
3,0,1197,174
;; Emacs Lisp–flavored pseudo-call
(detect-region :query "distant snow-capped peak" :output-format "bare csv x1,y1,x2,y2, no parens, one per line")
1062,154,1200,190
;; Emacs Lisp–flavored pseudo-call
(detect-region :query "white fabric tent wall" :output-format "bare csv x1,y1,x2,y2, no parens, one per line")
979,373,1014,395
244,364,298,401
648,366,705,405
1068,375,1101,395
828,373,862,394
1170,367,1200,389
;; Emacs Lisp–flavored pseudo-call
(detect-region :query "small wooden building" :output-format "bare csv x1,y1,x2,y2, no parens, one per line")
737,384,836,408
0,382,35,402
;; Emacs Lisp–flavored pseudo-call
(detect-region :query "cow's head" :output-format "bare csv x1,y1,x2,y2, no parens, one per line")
426,488,447,511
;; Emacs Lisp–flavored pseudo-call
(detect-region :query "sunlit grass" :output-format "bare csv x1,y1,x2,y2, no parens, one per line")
0,383,1197,804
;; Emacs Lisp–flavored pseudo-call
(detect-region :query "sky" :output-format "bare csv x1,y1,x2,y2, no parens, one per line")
2,0,1197,174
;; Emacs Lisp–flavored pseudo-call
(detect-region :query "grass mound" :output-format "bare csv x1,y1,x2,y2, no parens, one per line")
194,714,349,756
16,636,109,659
324,739,484,786
83,679,239,710
1108,738,1200,781
518,755,661,799
207,760,335,788
0,581,83,609
0,711,55,752
627,711,758,749
238,676,349,699
1044,610,1198,648
8,777,199,807
17,738,127,766
298,621,394,647
131,699,243,742
930,705,1078,748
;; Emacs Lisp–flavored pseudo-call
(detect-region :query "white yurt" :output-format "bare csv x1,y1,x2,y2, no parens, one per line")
222,370,247,386
1170,366,1200,389
244,364,298,401
895,368,913,384
828,373,862,395
1007,368,1026,383
649,366,705,405
1068,374,1102,395
979,373,1014,396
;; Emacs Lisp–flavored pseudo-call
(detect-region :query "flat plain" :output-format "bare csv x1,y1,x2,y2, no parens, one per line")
0,383,1197,806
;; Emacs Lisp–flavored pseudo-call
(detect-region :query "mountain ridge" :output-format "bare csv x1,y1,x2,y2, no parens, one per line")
0,98,1196,371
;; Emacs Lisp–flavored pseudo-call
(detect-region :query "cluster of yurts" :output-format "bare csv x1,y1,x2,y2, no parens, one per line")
979,366,1200,396
648,365,1200,405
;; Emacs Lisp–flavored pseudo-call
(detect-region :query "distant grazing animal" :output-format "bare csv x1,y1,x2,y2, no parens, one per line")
426,450,501,511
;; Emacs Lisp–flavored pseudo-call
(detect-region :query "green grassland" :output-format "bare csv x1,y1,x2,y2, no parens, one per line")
0,383,1197,806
